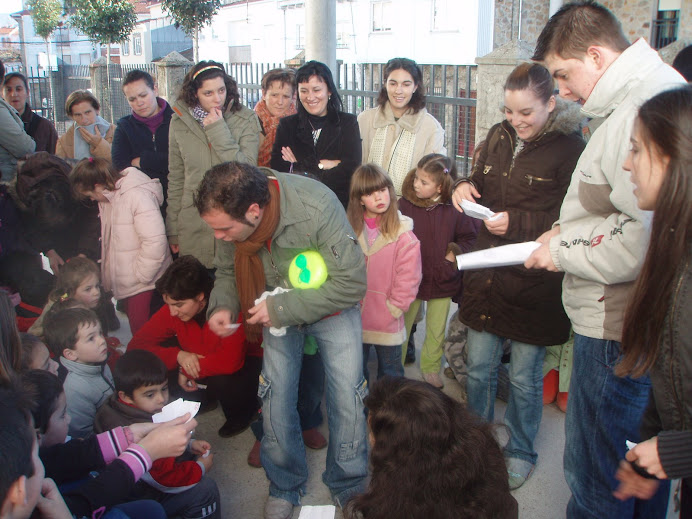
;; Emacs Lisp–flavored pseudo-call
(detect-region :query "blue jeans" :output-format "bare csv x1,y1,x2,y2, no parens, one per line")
465,329,545,472
104,501,167,519
258,306,368,506
363,343,404,384
564,334,669,519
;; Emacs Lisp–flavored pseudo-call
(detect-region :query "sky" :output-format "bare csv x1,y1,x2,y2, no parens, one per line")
1,0,22,16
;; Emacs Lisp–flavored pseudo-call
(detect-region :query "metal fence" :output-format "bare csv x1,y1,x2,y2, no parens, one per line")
229,62,478,175
15,60,477,173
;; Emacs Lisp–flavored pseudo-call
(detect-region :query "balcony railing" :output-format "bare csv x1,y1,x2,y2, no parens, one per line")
652,12,679,50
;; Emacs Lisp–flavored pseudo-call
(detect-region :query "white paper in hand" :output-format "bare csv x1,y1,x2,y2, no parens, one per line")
152,398,201,424
457,241,541,270
298,505,336,519
460,199,502,221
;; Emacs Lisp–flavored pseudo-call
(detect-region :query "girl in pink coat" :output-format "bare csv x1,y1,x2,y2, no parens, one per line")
347,164,422,383
70,158,171,334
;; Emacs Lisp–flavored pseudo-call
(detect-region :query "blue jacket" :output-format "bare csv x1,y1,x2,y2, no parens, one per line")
111,100,173,205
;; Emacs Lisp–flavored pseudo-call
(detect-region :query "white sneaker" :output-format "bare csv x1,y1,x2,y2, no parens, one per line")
422,372,444,388
264,496,294,519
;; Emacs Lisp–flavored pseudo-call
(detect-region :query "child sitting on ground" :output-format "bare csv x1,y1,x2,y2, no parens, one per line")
94,349,220,519
344,377,518,519
19,332,59,376
20,369,198,519
44,306,114,439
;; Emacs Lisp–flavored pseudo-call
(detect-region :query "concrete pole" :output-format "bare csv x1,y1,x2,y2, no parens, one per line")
305,0,336,76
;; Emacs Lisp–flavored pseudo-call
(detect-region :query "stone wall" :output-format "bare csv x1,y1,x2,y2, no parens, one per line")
602,0,655,43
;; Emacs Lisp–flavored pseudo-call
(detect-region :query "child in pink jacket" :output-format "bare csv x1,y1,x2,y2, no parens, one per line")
347,164,422,383
70,158,171,334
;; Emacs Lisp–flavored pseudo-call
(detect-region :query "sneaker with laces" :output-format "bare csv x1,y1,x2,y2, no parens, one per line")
264,496,293,519
422,372,444,388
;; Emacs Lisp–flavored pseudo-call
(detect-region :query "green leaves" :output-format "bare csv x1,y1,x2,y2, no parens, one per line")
27,0,62,40
70,0,137,45
161,0,220,37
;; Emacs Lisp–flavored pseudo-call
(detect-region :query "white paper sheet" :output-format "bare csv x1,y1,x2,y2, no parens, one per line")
152,398,201,423
457,241,541,270
460,199,503,221
298,505,336,519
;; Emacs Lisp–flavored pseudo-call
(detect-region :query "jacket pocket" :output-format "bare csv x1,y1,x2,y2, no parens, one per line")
434,258,461,295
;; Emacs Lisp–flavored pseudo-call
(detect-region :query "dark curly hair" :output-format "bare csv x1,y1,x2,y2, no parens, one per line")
180,60,241,113
376,57,426,113
345,377,516,519
155,255,214,303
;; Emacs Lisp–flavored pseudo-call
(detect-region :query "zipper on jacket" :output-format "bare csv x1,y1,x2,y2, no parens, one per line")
152,132,156,152
525,174,554,186
668,260,688,430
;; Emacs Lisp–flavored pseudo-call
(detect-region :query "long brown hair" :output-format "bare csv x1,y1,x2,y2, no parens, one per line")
617,86,692,378
180,60,241,113
347,164,400,240
344,377,512,519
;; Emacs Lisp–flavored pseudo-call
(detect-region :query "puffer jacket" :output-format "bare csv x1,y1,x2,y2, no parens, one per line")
398,172,478,301
55,122,115,160
99,167,171,300
208,170,366,328
459,99,585,346
61,356,114,439
0,97,35,181
167,99,260,267
359,212,422,345
358,103,445,195
547,38,685,341
640,247,692,484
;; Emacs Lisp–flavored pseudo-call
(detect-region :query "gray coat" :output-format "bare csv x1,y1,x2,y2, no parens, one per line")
0,97,35,181
61,356,114,439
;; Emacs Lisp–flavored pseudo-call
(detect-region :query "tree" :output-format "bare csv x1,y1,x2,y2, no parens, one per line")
70,0,137,121
161,0,220,63
27,0,62,122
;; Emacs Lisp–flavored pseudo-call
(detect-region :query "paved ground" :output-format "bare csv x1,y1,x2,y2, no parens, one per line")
112,305,680,519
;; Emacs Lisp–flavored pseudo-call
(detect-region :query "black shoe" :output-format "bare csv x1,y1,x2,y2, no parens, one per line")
218,410,260,438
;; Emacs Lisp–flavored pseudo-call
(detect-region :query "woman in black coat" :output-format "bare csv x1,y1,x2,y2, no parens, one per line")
271,61,361,207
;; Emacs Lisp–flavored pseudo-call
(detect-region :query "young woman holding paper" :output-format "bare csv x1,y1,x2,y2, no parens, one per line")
450,62,585,489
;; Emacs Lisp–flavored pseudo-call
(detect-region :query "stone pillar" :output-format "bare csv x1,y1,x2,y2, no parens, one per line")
89,57,111,122
155,51,193,106
475,40,534,142
305,0,336,76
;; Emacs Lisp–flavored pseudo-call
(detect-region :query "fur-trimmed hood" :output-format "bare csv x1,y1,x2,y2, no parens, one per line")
400,169,452,209
499,97,584,141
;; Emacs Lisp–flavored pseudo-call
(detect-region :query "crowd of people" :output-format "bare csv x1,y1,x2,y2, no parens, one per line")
0,2,691,519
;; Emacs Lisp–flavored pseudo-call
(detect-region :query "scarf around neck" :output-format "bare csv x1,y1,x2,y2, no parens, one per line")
234,181,281,342
132,97,167,134
255,99,296,167
74,115,111,160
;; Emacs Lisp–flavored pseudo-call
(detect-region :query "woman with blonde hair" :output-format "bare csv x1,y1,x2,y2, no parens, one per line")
56,90,115,161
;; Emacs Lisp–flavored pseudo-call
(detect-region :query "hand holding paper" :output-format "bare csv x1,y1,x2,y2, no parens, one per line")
152,398,201,424
457,242,541,270
459,200,503,221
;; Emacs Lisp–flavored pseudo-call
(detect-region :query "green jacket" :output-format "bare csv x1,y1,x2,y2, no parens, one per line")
208,170,367,328
166,99,261,267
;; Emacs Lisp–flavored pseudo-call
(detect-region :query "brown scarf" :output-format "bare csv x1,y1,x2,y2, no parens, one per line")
254,99,296,167
234,180,281,342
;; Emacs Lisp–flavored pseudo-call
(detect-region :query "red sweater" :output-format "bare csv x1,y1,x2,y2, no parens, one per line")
128,305,250,378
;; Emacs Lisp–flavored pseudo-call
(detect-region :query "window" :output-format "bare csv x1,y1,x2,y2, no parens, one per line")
133,33,142,56
432,0,461,31
122,39,130,56
371,1,392,32
336,22,350,48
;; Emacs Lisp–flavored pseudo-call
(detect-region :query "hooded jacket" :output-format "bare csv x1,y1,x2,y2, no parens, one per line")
358,212,422,345
0,96,35,181
459,99,585,346
208,170,366,328
61,356,114,439
358,103,445,196
99,167,171,300
547,39,686,341
398,173,479,301
166,99,260,268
